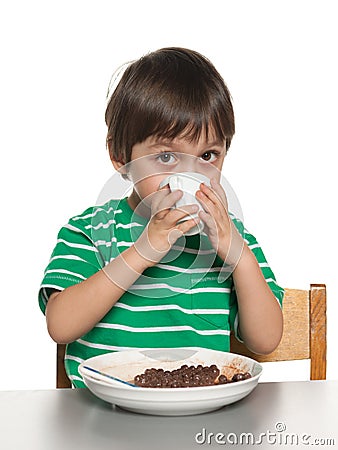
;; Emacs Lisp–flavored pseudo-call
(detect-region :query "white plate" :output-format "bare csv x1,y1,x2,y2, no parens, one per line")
79,348,262,416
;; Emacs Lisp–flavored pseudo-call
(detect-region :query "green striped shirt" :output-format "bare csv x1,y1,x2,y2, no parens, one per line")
39,197,284,387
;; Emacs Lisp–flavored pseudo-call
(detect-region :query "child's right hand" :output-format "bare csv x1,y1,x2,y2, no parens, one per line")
134,188,200,266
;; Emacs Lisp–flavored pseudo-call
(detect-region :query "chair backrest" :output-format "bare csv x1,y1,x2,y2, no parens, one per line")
230,284,327,380
56,283,327,387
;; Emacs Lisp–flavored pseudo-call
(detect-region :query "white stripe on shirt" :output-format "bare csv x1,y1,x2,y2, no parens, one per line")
129,283,231,294
114,302,229,315
44,269,86,280
94,238,117,247
64,355,84,364
49,255,87,263
56,238,98,252
85,219,116,230
156,263,223,274
95,322,230,336
248,243,260,250
63,223,86,234
72,207,122,221
116,222,144,229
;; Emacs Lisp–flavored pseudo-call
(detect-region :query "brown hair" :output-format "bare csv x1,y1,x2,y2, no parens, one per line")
105,47,235,164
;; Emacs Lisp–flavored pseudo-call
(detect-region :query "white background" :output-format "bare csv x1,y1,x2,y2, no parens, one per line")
0,0,337,389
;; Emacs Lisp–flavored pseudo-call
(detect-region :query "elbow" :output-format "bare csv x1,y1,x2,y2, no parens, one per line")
46,311,75,345
45,295,67,344
241,320,284,356
249,339,281,356
46,321,74,345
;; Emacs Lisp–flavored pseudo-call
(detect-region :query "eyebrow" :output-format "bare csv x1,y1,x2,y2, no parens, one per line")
148,139,226,150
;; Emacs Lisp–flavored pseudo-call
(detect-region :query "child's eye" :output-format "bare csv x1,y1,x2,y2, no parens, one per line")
156,152,177,164
200,151,218,162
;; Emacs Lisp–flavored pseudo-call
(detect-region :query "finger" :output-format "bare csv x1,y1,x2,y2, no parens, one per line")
166,203,199,223
152,189,182,215
195,189,218,216
199,207,232,233
157,189,183,211
210,178,228,209
199,209,217,230
148,188,168,212
176,216,201,235
198,182,226,208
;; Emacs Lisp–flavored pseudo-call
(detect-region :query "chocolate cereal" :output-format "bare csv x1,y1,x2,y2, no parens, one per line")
133,364,252,388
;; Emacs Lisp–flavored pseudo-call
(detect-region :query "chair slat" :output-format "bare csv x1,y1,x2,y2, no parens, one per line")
310,284,327,380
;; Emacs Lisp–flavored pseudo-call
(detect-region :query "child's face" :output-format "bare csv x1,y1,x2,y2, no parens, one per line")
123,132,227,210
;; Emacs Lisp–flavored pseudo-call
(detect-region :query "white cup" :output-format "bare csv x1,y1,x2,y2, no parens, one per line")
159,172,211,235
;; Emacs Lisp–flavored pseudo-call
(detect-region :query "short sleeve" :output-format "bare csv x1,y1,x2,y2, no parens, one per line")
229,227,284,342
38,220,103,315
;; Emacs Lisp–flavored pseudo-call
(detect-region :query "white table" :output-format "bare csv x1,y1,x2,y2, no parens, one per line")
0,381,337,449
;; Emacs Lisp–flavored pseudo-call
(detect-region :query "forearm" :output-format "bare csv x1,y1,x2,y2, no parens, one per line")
232,244,283,355
46,244,150,344
195,180,283,354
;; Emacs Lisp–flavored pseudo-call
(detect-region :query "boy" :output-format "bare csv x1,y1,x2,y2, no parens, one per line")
39,47,283,387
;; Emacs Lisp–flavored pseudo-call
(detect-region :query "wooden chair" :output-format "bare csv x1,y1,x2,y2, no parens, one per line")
56,284,327,387
57,343,72,389
230,284,327,380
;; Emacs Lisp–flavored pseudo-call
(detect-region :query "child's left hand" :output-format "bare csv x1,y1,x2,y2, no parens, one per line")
196,178,243,265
